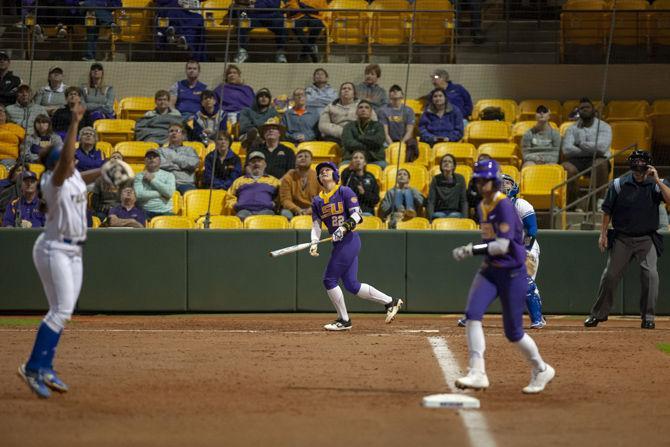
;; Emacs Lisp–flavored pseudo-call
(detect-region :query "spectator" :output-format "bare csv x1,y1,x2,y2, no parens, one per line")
82,1,122,62
202,131,241,189
380,168,424,226
213,65,255,116
2,170,44,228
419,88,464,145
279,149,320,219
155,0,206,61
34,67,67,116
0,51,21,106
192,89,227,144
0,104,26,169
107,185,146,228
305,67,337,114
81,62,116,121
225,151,281,221
239,88,278,147
561,97,612,209
427,154,467,220
134,148,176,219
466,153,490,221
319,82,377,145
430,68,473,120
75,126,105,172
6,85,47,135
521,105,561,168
379,84,417,162
22,114,63,165
134,90,183,144
234,0,288,63
157,123,200,195
287,0,327,62
91,151,124,220
51,87,94,138
169,60,208,119
0,164,27,215
356,64,387,113
255,119,296,180
341,100,386,169
341,150,379,216
282,88,320,144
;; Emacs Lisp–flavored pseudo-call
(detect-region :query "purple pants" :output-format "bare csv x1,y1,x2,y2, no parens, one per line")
323,232,362,294
465,266,527,342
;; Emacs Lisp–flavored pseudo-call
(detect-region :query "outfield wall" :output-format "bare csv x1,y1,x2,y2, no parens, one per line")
1,229,668,315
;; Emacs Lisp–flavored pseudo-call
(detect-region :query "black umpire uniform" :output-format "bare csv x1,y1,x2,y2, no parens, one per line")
585,151,670,329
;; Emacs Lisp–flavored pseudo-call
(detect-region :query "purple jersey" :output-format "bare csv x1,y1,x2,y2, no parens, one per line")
312,186,362,235
477,192,526,269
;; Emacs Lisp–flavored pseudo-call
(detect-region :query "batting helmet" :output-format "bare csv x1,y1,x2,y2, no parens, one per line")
472,159,502,188
316,161,339,186
501,173,519,199
44,145,62,170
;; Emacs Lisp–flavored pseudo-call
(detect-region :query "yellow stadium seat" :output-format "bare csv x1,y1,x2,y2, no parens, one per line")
610,121,652,162
119,96,155,121
28,163,45,178
413,0,455,62
561,100,605,123
610,0,649,47
472,99,518,123
501,165,521,184
516,100,562,123
339,163,383,187
183,189,227,220
605,100,650,122
559,121,575,137
650,0,670,46
385,141,431,167
368,0,410,52
382,164,430,195
172,191,182,216
560,1,609,62
404,98,426,117
326,0,370,59
650,100,670,147
356,215,385,230
128,163,145,176
149,216,193,229
117,0,154,44
202,0,235,37
431,218,478,230
0,131,20,159
289,215,314,230
430,164,472,185
95,141,114,158
115,141,159,163
196,215,243,229
396,217,431,230
0,164,7,180
512,121,559,147
520,165,567,210
464,121,512,147
91,216,101,228
281,141,298,153
297,141,340,164
243,215,289,229
477,143,519,167
432,142,477,167
94,119,135,146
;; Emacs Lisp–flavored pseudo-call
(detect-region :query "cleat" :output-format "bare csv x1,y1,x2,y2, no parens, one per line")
584,316,607,327
42,369,69,393
641,320,655,329
385,298,403,323
457,318,466,327
522,364,555,394
455,369,489,390
17,364,51,399
324,319,352,331
530,317,547,329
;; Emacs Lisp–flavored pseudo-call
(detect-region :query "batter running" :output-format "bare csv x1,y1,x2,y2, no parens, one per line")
310,162,403,331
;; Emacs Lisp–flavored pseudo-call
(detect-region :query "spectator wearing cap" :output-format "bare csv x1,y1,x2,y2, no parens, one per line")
82,0,122,62
341,150,379,216
341,100,386,169
279,149,321,219
0,52,22,106
35,67,68,116
75,126,105,172
202,131,241,190
192,90,228,144
256,119,296,180
213,65,255,116
0,104,26,169
134,90,183,144
521,105,561,168
379,84,417,162
22,114,62,166
380,168,424,226
319,82,378,145
107,185,146,228
0,164,27,215
356,64,388,113
6,85,47,135
2,170,45,228
157,123,200,195
81,63,116,121
169,60,208,119
286,0,327,62
427,154,467,220
239,88,278,146
429,69,473,120
281,88,320,144
51,86,94,138
233,0,288,64
225,151,281,221
91,151,124,219
418,88,464,145
305,68,337,114
134,148,176,219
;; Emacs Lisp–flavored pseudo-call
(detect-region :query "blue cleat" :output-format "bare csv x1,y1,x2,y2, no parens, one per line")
18,364,51,399
42,369,69,393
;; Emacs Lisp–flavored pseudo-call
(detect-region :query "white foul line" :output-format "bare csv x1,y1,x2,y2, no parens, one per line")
428,336,497,447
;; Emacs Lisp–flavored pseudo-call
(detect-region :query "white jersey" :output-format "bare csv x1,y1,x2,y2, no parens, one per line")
513,197,540,257
41,169,88,242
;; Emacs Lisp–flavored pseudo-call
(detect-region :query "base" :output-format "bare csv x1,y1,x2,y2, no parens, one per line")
422,393,481,409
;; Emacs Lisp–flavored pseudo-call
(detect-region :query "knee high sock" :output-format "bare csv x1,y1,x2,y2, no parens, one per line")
26,322,62,372
356,283,392,306
465,320,486,372
515,333,547,371
327,286,349,322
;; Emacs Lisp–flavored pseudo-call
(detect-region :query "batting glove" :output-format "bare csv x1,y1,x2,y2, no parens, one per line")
452,243,473,261
309,241,319,257
332,226,346,242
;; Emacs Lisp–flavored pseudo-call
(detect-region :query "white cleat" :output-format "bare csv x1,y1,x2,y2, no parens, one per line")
455,369,490,390
385,298,403,324
324,319,352,331
522,364,555,394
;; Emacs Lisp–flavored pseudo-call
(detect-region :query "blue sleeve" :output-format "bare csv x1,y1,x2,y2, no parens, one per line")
446,108,464,142
418,112,436,144
223,156,242,190
2,204,15,227
136,209,146,227
522,213,538,238
459,85,473,118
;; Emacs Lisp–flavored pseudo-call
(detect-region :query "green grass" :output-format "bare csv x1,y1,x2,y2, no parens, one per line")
0,318,43,327
658,343,670,355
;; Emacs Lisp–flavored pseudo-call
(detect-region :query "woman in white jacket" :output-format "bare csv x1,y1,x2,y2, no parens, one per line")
318,82,376,144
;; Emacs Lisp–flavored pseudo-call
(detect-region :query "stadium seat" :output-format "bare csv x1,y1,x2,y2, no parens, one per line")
520,165,567,210
91,216,101,228
28,163,45,178
649,100,670,147
650,0,670,47
128,163,145,177
432,142,477,167
289,215,313,230
196,215,243,229
115,141,159,162
516,100,562,123
149,215,194,229
181,141,206,161
606,100,650,122
0,131,20,160
183,189,227,221
559,0,609,62
396,217,430,230
477,143,519,167
512,120,559,147
243,215,289,229
119,96,155,121
561,99,605,123
356,215,385,230
368,0,410,52
172,191,182,216
385,141,431,167
413,0,456,62
464,121,512,147
501,165,521,184
326,0,370,59
610,0,649,47
339,163,383,186
559,121,575,137
117,0,154,44
431,218,478,230
382,164,430,195
202,0,235,37
0,164,7,180
430,164,473,185
297,141,340,164
94,119,135,146
472,99,518,123
404,98,425,117
610,121,652,161
95,141,114,158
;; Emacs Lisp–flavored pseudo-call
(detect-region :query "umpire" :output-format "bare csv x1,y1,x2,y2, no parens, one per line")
585,151,670,329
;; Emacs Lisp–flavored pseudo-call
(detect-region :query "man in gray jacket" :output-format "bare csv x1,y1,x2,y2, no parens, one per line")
281,88,319,144
157,123,200,195
6,85,47,135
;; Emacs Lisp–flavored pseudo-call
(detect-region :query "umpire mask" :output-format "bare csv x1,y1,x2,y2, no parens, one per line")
628,150,652,174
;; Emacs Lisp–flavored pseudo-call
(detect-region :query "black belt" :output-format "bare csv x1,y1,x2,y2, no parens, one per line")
63,238,86,246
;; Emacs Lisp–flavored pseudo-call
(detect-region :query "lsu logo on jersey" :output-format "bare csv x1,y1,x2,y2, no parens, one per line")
480,222,495,240
321,201,344,219
71,192,87,204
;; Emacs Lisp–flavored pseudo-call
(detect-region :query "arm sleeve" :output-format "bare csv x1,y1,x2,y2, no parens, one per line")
561,127,581,158
224,157,242,190
104,86,116,116
446,108,464,142
358,122,386,150
279,176,300,213
462,86,473,118
341,123,366,152
310,219,322,243
150,172,176,199
418,112,436,144
173,148,200,171
522,213,538,238
318,107,343,139
459,176,468,216
133,176,160,200
596,122,612,155
600,182,617,215
379,189,393,217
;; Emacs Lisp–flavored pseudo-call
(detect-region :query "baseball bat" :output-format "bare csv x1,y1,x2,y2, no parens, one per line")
269,236,333,258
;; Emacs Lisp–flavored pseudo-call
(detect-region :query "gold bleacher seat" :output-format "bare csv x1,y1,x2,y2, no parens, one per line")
501,165,521,184
385,141,431,167
94,119,135,146
117,0,154,44
404,98,426,117
432,142,477,167
243,215,290,229
196,215,243,229
183,189,227,221
297,141,340,164
650,0,670,47
128,163,145,177
477,143,519,167
356,215,385,230
0,164,7,180
610,121,652,161
464,121,512,147
172,191,182,216
149,215,194,229
382,164,429,195
326,0,370,59
91,216,101,228
520,164,567,210
431,217,478,230
396,217,430,230
516,100,562,123
610,0,649,47
605,100,650,122
413,0,456,62
115,141,159,163
289,215,314,230
28,163,46,178
560,0,609,62
119,96,155,121
559,121,575,137
369,0,410,56
472,99,518,123
0,131,20,160
96,141,114,158
649,100,670,147
202,0,235,37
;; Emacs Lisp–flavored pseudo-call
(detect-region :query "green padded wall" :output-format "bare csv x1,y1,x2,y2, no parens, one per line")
0,229,47,311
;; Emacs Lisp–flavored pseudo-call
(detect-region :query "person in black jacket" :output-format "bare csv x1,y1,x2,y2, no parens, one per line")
0,52,22,106
341,149,379,216
51,87,93,138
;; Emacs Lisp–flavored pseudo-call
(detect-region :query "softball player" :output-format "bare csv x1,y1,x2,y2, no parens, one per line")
452,160,555,394
310,162,403,331
18,103,100,398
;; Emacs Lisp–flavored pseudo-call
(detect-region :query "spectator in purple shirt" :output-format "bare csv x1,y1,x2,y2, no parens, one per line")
74,126,105,172
213,65,255,116
2,170,45,228
202,131,241,190
107,185,146,228
169,60,208,119
418,88,464,145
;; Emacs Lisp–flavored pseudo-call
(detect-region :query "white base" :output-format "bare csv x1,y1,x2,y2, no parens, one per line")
422,393,481,409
